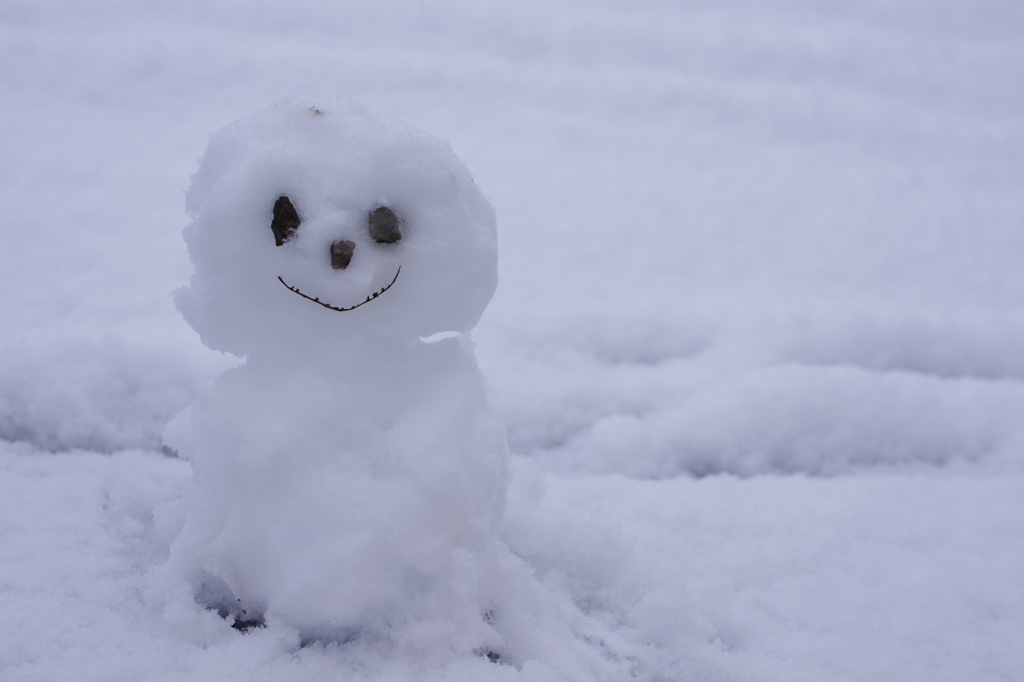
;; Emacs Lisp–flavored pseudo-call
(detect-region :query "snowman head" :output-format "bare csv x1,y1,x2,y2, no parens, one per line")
177,101,498,358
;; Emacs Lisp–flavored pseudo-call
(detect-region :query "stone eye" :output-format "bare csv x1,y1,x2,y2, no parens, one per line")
271,196,301,246
368,206,402,244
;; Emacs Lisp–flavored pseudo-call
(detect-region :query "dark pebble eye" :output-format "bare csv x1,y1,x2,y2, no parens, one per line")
271,196,301,246
368,206,402,244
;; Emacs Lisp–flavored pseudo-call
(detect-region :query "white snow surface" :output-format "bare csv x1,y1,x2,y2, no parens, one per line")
2,1,1024,680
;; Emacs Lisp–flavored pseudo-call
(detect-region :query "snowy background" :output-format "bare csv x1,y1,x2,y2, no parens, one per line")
3,0,1024,680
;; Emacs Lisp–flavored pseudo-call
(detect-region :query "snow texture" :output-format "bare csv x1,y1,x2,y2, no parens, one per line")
2,0,1024,680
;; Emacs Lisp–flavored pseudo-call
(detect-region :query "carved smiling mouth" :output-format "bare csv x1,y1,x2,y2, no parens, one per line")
277,266,401,312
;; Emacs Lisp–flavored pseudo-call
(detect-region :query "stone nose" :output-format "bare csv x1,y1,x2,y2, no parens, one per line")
330,240,355,269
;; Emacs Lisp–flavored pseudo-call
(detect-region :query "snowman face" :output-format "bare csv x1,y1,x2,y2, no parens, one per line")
273,198,403,312
176,102,498,357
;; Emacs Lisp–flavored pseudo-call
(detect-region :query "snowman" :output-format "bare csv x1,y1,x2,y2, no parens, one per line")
162,101,513,647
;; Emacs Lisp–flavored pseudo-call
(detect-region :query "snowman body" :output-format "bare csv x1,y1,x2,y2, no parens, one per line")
165,101,508,640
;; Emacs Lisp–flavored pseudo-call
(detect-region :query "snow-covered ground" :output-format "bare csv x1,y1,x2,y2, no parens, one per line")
2,1,1023,680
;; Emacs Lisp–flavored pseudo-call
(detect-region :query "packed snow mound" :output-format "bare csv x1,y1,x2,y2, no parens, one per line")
0,334,229,453
482,306,1024,478
177,99,498,359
